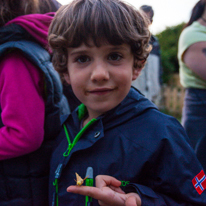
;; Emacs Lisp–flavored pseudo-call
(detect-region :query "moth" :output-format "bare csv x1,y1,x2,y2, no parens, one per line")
74,172,88,186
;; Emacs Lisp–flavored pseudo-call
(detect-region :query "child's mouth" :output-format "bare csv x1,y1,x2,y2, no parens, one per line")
89,88,114,95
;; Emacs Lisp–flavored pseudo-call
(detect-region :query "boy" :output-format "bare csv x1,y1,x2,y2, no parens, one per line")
48,0,206,205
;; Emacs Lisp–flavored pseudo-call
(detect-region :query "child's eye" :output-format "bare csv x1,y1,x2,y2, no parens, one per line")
108,53,122,61
75,55,90,63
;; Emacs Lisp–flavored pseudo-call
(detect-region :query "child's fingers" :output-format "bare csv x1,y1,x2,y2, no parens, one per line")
110,185,125,194
67,185,107,200
126,193,141,206
95,175,122,189
67,185,126,205
125,196,138,206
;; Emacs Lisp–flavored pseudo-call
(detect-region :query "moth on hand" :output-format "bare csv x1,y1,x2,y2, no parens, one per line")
74,172,88,186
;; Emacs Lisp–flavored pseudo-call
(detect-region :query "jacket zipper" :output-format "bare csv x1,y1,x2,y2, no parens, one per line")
53,118,97,206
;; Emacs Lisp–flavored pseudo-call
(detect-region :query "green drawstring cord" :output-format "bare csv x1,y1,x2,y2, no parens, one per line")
63,119,97,157
54,118,97,206
53,179,59,206
63,124,72,156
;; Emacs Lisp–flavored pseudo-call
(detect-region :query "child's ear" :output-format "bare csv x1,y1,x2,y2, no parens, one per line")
63,73,71,84
132,67,143,81
132,59,145,80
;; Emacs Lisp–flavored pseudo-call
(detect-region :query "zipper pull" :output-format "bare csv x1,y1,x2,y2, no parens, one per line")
63,143,73,156
52,163,63,206
55,163,63,179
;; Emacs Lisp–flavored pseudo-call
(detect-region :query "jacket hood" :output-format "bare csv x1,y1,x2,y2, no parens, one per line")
1,12,54,49
101,87,158,130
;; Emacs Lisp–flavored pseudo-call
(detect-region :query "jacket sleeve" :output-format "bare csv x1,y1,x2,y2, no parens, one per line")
0,51,45,160
127,119,206,205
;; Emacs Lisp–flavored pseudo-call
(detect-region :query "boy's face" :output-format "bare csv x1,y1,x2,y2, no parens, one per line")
64,41,141,119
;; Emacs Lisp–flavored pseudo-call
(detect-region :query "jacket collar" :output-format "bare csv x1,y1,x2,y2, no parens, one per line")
61,87,157,131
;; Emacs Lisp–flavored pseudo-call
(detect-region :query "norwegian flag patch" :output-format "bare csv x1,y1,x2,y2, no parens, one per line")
192,170,206,195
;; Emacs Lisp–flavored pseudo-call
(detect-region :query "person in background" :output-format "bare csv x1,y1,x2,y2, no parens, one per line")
132,5,162,107
178,0,206,150
0,0,69,205
48,0,206,205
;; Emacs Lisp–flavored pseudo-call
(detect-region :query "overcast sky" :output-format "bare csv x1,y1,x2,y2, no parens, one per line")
57,0,199,34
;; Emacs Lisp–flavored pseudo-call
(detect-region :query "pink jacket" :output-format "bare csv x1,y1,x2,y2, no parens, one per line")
0,13,54,160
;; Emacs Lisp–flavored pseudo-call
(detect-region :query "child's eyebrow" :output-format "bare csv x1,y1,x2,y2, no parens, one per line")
69,50,88,57
68,44,130,56
109,45,130,52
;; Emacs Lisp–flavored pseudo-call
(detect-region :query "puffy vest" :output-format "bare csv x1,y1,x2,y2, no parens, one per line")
0,40,70,206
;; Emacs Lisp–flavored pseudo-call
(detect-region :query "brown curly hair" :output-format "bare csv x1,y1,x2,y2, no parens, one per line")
48,0,151,77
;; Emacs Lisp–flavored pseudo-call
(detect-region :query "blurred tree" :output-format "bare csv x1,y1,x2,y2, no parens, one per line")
156,22,185,83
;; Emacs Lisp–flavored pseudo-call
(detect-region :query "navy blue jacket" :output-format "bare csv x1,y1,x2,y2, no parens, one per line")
49,87,206,206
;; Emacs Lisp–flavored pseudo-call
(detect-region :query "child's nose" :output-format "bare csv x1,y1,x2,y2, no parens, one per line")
90,61,109,82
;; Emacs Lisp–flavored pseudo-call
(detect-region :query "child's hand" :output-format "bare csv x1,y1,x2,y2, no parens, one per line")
67,175,141,206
